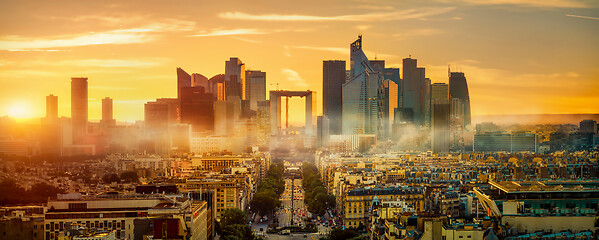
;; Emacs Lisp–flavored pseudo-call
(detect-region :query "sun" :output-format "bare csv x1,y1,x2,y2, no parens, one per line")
6,102,31,118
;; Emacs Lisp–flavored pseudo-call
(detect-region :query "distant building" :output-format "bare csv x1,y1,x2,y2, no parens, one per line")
323,60,346,135
449,72,471,126
317,116,330,148
101,97,116,127
180,87,214,133
579,119,597,134
400,58,429,126
342,36,381,135
176,67,191,99
245,70,266,110
46,94,58,122
431,100,450,154
71,77,88,144
473,132,538,153
225,57,245,100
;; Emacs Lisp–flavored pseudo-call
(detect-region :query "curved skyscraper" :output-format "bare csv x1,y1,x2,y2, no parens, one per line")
342,36,382,135
449,72,471,126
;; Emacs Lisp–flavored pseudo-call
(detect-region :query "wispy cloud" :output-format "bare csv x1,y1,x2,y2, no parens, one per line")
356,25,372,31
231,37,261,43
0,18,195,51
566,14,599,20
192,28,266,37
281,68,309,88
451,0,589,8
90,86,136,91
58,58,171,68
218,7,455,22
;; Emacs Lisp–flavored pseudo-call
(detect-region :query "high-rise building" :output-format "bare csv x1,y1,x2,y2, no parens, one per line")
177,67,192,99
342,36,382,135
46,94,58,122
192,73,209,93
579,120,598,134
430,83,449,101
225,57,245,100
383,79,398,138
399,58,428,126
71,77,88,144
101,97,116,127
208,74,225,101
449,72,471,126
323,60,346,135
180,87,215,133
245,70,266,110
317,116,330,148
431,100,450,153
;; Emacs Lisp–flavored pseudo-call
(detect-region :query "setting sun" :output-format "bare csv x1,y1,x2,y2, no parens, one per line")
6,102,30,118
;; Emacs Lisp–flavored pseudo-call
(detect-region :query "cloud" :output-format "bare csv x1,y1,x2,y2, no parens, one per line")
192,28,266,37
281,68,309,88
0,18,195,51
90,86,136,91
392,28,443,40
58,58,171,68
231,37,261,43
451,0,589,8
218,7,456,22
566,14,599,20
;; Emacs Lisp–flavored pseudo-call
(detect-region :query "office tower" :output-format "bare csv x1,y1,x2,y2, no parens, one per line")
101,97,115,127
432,99,450,154
323,60,346,135
46,94,58,122
42,94,61,156
449,72,471,126
399,58,429,126
474,132,538,153
431,83,449,101
71,77,88,144
225,57,245,100
342,36,382,135
214,96,241,137
208,74,225,101
177,67,191,99
192,73,209,93
384,68,401,120
245,70,266,110
317,116,330,148
180,86,215,132
423,77,431,126
579,120,598,134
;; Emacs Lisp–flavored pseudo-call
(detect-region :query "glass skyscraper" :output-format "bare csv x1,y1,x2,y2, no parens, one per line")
342,36,382,135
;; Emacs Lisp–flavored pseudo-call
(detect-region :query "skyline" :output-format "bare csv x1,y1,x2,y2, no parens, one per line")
1,0,598,124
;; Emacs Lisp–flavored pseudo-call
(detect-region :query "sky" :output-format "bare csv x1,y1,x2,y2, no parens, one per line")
0,0,598,124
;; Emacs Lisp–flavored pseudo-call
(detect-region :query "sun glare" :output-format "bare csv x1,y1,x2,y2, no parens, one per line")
6,102,30,118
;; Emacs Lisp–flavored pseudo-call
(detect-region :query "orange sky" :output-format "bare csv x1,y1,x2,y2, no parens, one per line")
0,0,598,124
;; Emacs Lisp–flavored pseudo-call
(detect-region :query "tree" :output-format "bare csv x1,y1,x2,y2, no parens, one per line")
102,173,120,183
328,228,359,240
220,208,247,227
250,190,281,216
119,171,139,183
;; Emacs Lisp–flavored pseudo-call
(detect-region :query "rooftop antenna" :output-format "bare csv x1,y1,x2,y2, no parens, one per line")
448,64,451,77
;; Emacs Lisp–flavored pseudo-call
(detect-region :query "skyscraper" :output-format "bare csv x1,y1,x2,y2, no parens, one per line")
225,57,245,100
430,83,449,101
317,116,330,148
245,70,266,110
191,73,209,93
342,36,382,135
71,77,88,144
180,86,215,132
323,60,346,135
46,94,58,122
177,67,191,99
449,72,471,126
432,100,450,153
399,58,429,126
101,97,115,127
